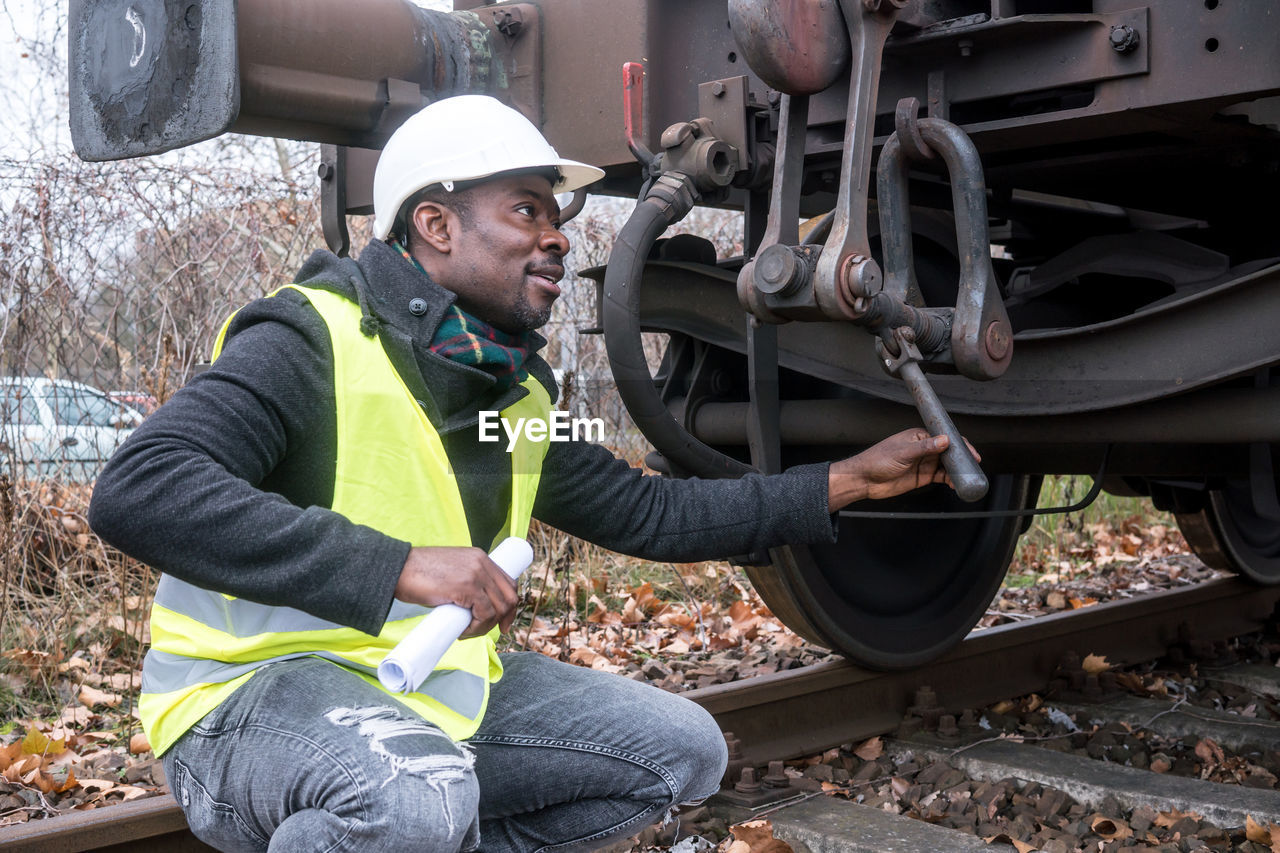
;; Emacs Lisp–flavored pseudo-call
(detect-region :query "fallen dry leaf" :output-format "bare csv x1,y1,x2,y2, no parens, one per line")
1113,671,1146,692
1247,815,1272,844
854,736,883,761
78,684,123,709
1154,807,1202,828
21,727,65,757
4,648,55,671
40,764,78,795
1081,653,1111,674
3,755,40,783
729,819,794,853
80,777,118,792
664,637,690,655
1090,814,1132,841
57,705,97,728
56,657,91,674
129,732,151,755
981,835,1036,853
1243,814,1280,850
1194,737,1224,766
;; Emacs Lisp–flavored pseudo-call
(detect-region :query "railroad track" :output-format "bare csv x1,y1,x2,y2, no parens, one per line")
4,577,1278,852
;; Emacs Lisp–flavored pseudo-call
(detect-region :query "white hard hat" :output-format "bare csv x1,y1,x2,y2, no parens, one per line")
372,95,605,240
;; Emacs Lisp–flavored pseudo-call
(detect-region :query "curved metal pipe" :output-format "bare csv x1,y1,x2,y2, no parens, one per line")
602,198,755,479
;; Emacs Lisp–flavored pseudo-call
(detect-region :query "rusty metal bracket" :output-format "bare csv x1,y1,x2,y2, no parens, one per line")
736,93,812,322
698,76,752,174
319,144,379,257
623,62,656,168
876,97,1013,379
318,146,350,257
811,0,906,320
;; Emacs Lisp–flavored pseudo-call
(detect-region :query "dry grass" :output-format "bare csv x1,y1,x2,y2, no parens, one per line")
1008,475,1187,583
0,476,152,729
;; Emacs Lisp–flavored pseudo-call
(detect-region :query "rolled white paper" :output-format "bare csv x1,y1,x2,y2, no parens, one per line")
377,537,534,694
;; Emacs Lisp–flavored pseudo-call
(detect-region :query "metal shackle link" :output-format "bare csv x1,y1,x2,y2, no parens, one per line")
736,93,813,323
810,0,903,321
875,98,1014,381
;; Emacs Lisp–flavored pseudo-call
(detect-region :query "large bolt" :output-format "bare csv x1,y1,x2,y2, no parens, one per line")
710,81,726,98
763,760,791,789
734,767,763,793
839,254,882,305
984,320,1011,360
1109,24,1139,52
494,9,523,37
755,245,807,296
722,732,748,787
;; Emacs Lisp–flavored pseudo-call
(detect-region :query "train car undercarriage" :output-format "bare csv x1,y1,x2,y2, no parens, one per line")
68,0,1280,668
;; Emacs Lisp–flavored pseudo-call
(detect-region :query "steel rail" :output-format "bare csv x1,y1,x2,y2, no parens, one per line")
0,792,203,852
689,577,1280,767
5,577,1278,851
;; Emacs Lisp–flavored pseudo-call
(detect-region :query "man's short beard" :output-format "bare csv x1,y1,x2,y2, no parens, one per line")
510,291,554,331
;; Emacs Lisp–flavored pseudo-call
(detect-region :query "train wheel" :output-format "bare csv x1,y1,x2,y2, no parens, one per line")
1175,476,1280,584
745,474,1036,669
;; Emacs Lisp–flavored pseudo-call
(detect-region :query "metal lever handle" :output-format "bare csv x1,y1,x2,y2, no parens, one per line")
882,329,988,502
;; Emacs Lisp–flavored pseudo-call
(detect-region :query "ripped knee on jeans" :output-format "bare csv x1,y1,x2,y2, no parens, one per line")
327,705,479,847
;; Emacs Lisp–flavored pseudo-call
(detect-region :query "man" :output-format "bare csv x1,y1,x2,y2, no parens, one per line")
89,95,965,852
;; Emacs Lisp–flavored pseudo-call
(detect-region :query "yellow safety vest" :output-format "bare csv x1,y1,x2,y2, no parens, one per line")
138,284,550,755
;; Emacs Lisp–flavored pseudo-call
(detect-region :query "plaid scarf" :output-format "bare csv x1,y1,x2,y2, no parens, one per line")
393,241,532,393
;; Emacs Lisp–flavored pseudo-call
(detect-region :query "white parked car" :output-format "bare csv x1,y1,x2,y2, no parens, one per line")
0,377,144,482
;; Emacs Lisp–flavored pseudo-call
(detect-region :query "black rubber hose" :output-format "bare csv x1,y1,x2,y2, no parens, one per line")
602,198,755,479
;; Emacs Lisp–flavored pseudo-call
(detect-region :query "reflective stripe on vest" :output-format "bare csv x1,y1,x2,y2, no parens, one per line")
150,574,432,638
139,283,550,755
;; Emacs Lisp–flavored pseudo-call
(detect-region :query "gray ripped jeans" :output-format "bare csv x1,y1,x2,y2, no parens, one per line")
162,653,728,852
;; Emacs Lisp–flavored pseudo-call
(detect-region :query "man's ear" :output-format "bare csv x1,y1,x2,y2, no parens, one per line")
410,201,453,254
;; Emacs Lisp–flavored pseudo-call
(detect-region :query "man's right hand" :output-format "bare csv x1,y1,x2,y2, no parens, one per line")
394,547,519,638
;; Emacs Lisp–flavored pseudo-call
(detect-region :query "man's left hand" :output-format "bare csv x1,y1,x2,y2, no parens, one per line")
826,428,980,512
